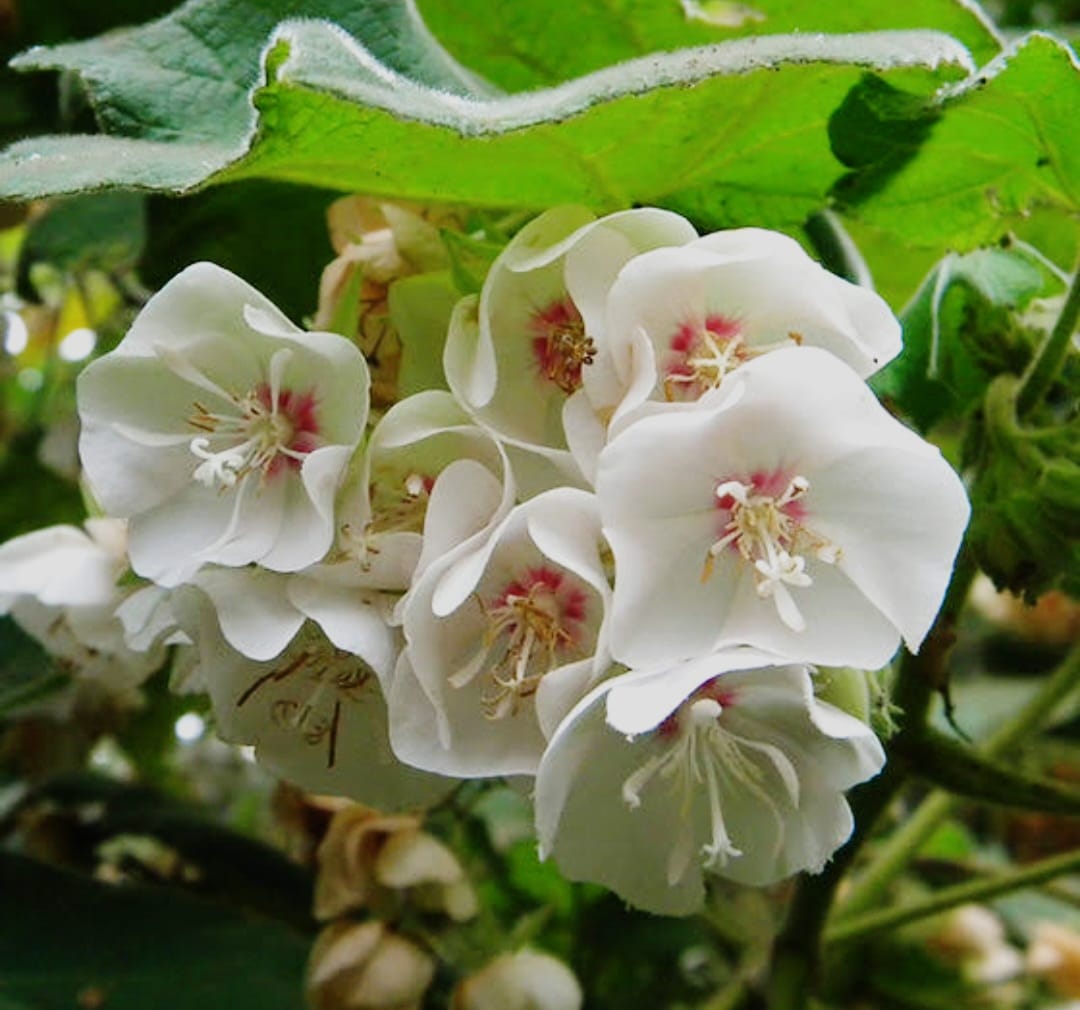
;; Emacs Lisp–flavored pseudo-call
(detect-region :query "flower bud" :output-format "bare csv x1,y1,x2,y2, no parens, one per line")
451,949,582,1010
315,805,476,922
315,199,461,407
929,905,1023,985
307,921,435,1010
1027,921,1080,998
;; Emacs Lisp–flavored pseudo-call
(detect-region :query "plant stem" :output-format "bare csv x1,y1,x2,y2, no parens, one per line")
765,552,977,1009
826,847,1080,946
1016,256,1080,418
836,638,1080,920
982,639,1080,754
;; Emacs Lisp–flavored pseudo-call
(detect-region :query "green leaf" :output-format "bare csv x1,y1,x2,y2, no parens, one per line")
415,0,1001,92
0,0,180,149
834,33,1080,250
827,74,941,202
441,230,503,295
0,23,971,235
0,617,67,718
872,245,1058,430
9,0,484,144
0,851,310,1010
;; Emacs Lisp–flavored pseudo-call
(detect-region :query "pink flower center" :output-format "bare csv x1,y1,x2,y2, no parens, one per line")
475,565,589,718
189,374,321,487
705,470,838,632
657,676,737,738
530,297,596,394
663,315,803,401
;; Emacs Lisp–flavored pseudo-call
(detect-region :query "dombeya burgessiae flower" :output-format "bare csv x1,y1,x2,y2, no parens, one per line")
535,647,884,915
78,263,369,586
597,347,969,670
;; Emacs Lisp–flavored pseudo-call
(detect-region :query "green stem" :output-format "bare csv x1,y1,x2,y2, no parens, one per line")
837,639,1080,919
826,847,1080,946
1016,256,1080,418
765,553,977,1009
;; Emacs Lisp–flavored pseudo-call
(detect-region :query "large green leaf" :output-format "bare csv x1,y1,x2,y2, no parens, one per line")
0,851,310,1010
833,33,1080,249
415,0,1001,92
0,23,971,236
8,0,485,143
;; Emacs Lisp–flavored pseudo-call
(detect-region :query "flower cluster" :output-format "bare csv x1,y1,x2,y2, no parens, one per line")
0,207,970,915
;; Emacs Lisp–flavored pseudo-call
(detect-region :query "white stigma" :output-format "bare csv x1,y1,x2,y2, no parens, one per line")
620,694,795,883
706,474,837,632
184,348,306,489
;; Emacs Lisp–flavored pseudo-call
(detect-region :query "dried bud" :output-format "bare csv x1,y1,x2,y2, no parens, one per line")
308,921,435,1010
315,198,461,408
1028,921,1080,997
929,905,1023,985
315,805,476,922
451,949,583,1010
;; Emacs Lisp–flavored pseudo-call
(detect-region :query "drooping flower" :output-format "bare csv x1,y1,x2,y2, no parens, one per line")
78,263,369,586
585,228,901,431
444,206,697,492
535,648,885,915
390,488,611,777
174,588,453,809
597,347,970,670
314,198,462,408
0,519,166,691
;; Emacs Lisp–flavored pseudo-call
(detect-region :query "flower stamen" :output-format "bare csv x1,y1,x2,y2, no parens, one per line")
704,471,838,631
185,348,320,489
455,567,587,720
621,681,792,880
663,315,800,401
530,297,596,394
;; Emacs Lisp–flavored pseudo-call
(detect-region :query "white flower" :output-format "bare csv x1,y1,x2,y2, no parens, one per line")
333,390,514,595
444,206,696,493
590,228,900,425
535,648,885,915
0,518,126,608
0,518,165,690
597,347,969,670
78,263,369,586
390,488,611,777
174,587,453,809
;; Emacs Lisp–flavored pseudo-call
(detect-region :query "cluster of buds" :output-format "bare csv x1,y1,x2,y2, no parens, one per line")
0,204,969,915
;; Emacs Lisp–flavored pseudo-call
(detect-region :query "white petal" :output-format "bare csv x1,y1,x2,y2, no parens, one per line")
192,567,304,661
808,445,970,652
535,682,706,916
0,524,120,608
